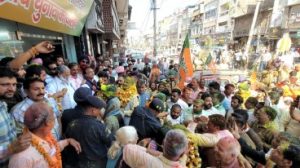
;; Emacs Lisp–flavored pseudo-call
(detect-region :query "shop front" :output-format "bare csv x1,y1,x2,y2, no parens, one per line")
0,0,93,62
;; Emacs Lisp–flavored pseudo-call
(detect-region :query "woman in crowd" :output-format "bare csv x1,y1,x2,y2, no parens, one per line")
103,85,125,134
106,126,138,168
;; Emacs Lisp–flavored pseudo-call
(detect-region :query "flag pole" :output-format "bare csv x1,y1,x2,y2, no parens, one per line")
245,0,263,69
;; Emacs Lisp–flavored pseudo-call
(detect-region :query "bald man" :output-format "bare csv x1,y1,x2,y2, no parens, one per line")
215,137,241,167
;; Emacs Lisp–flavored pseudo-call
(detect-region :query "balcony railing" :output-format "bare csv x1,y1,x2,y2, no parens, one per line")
219,10,229,17
216,26,231,33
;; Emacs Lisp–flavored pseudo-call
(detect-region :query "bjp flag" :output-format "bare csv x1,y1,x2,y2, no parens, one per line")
178,35,194,89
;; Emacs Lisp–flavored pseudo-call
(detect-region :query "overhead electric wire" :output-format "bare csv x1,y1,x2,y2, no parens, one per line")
140,0,153,32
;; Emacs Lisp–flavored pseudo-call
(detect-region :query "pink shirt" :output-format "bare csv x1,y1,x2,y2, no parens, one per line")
69,75,83,90
123,144,185,168
191,89,200,100
215,130,234,139
9,135,63,168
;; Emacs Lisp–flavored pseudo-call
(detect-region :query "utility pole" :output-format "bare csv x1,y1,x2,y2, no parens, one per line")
152,0,157,57
245,0,262,68
230,0,239,42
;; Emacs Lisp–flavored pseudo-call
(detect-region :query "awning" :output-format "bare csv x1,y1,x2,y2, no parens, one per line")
0,0,94,36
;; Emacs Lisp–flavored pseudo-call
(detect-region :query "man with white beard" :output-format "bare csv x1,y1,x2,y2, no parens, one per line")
46,65,76,110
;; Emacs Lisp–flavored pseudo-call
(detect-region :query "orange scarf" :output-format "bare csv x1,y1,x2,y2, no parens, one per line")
31,134,62,168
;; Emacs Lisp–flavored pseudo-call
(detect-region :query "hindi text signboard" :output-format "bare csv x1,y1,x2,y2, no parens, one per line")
0,0,94,36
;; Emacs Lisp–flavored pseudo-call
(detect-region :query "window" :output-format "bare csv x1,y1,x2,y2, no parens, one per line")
205,9,217,20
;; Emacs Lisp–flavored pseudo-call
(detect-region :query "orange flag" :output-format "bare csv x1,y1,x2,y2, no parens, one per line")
178,35,194,89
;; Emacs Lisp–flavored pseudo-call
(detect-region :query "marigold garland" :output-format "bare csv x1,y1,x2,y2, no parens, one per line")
172,124,202,167
31,134,62,168
116,85,137,108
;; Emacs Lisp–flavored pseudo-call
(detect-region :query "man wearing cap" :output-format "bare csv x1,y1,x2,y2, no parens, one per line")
129,98,169,144
61,87,93,167
65,95,114,167
61,87,93,134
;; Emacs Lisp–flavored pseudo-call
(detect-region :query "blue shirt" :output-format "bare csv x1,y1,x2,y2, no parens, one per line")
222,98,231,112
138,92,150,107
0,101,16,163
106,149,122,168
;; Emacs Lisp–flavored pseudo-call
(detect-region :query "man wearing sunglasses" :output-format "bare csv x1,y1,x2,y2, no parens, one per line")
45,60,58,84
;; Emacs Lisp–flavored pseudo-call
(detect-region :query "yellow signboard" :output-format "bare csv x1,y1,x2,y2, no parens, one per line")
0,0,94,36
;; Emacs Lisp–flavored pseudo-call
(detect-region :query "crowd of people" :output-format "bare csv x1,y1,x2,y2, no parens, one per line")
200,47,300,71
1,41,300,168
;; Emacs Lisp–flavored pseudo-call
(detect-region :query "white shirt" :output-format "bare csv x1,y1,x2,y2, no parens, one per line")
262,52,272,62
135,62,145,71
201,106,223,117
167,98,188,112
167,98,190,122
45,75,55,84
166,115,182,125
272,104,290,132
46,77,76,110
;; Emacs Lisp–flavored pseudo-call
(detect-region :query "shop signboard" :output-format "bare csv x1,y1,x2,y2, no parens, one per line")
0,0,94,36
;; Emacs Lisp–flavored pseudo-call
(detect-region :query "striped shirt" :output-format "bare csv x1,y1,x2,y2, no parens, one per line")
0,101,16,164
10,98,61,140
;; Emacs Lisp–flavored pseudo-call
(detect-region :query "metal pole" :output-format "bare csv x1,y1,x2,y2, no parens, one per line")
256,27,261,53
153,0,157,57
230,0,239,41
245,0,262,68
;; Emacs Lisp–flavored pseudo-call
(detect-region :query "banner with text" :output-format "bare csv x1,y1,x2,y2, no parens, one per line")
0,0,94,36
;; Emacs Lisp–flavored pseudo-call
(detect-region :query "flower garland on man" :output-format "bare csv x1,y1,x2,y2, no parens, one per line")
9,102,81,168
116,76,138,108
115,76,139,125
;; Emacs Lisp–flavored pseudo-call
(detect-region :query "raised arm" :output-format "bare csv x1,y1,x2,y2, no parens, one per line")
9,41,55,69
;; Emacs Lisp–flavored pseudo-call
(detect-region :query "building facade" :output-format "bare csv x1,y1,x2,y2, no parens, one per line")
0,0,95,62
0,0,131,63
